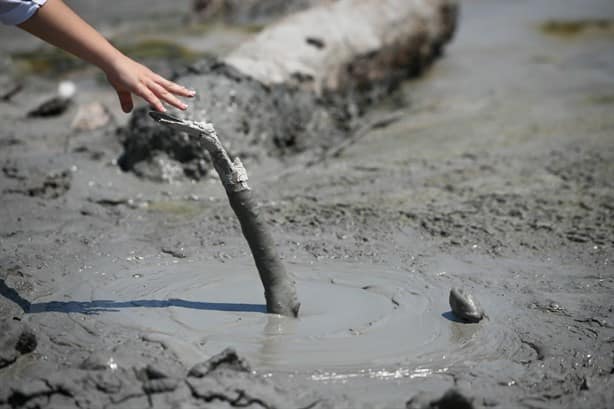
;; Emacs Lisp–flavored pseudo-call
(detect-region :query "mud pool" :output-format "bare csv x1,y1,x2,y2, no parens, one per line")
1,0,614,408
27,260,483,372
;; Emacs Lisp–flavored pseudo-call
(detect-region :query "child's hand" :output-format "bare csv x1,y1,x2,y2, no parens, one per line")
17,0,196,114
105,55,196,113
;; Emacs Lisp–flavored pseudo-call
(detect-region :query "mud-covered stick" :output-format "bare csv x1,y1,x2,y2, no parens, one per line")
228,188,300,316
149,112,300,317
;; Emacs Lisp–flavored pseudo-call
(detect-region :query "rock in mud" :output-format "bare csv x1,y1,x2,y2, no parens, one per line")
71,102,112,131
160,246,188,259
0,320,37,368
188,347,251,377
27,97,71,118
449,287,484,323
406,388,474,409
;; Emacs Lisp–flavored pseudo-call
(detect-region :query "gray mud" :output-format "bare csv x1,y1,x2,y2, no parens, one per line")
2,0,614,408
119,59,353,181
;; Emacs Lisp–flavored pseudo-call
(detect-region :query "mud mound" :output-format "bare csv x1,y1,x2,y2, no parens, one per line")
119,59,352,180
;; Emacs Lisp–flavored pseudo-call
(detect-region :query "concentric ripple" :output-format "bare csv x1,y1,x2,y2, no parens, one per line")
31,259,514,376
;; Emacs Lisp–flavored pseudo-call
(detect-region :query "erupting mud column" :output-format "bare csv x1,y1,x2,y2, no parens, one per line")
150,112,300,317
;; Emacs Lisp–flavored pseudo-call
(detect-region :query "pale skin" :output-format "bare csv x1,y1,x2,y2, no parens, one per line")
18,0,195,113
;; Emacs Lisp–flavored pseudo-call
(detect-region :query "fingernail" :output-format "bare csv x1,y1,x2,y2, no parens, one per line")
188,89,196,97
181,103,188,110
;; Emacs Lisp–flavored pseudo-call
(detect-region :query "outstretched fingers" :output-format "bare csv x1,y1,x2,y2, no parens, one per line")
148,81,188,111
135,77,196,112
153,75,196,98
135,83,166,112
104,55,195,113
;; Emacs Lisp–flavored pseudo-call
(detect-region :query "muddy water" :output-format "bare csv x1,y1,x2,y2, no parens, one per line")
30,261,456,371
28,254,533,379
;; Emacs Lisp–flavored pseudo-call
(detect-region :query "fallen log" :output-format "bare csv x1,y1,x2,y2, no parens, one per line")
225,0,458,94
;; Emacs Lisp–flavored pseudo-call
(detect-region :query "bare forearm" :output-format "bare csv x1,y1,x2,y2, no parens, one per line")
16,0,195,113
18,0,123,73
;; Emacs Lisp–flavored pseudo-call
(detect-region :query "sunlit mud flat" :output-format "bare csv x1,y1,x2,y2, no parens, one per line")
2,0,614,407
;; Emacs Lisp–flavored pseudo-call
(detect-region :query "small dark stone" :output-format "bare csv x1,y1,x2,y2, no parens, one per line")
306,36,325,49
161,247,187,259
27,97,71,117
449,287,484,323
15,327,37,354
188,348,251,378
436,389,474,409
407,389,474,409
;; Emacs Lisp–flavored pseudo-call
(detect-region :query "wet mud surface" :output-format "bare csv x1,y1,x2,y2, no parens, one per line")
1,0,614,408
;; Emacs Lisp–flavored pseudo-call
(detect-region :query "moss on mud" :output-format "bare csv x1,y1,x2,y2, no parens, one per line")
11,39,202,77
539,19,614,37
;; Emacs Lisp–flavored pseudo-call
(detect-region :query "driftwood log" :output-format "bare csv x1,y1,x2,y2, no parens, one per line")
149,112,300,317
225,0,458,94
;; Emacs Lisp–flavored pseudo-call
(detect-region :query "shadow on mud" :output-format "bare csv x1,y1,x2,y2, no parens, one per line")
1,279,266,315
441,311,465,323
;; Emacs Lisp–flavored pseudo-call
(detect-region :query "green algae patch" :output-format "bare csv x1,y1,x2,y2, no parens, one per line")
11,47,86,77
586,94,614,105
11,39,202,77
539,19,614,38
117,39,202,62
179,20,264,36
147,200,203,216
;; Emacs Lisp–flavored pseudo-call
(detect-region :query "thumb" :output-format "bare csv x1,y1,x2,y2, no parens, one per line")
116,91,134,113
